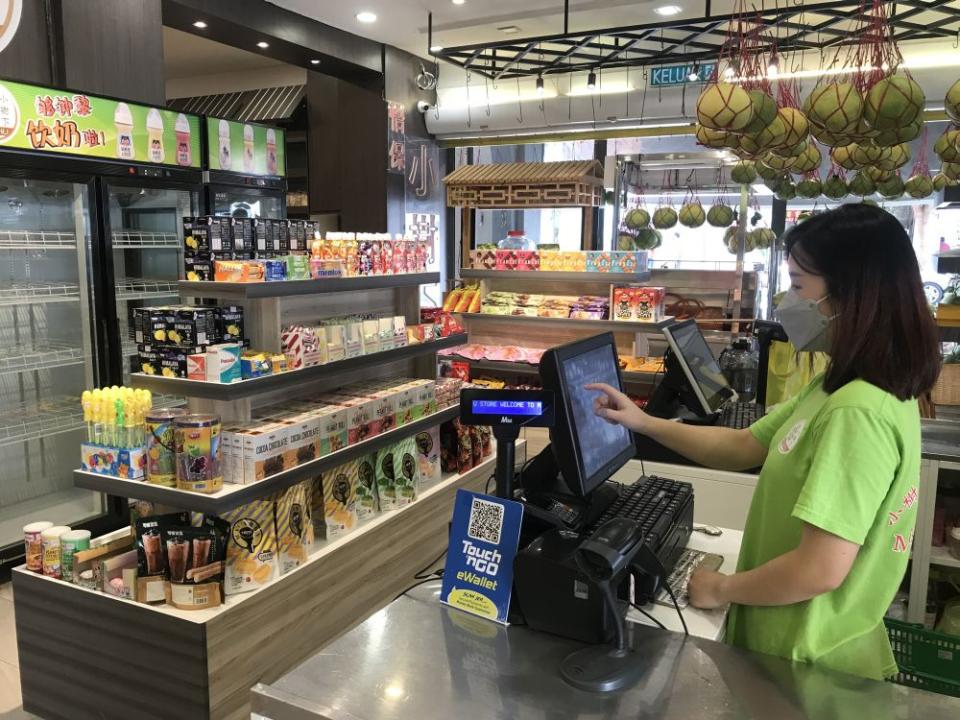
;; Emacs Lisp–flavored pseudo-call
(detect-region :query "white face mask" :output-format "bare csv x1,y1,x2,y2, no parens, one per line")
776,289,835,353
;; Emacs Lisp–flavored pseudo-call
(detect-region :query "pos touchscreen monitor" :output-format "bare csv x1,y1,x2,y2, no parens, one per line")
539,333,636,497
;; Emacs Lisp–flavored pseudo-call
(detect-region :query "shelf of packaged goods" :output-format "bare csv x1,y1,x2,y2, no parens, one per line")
129,333,469,399
0,396,85,448
73,403,461,515
459,269,652,282
112,231,181,250
178,272,440,300
0,343,88,375
0,230,77,250
443,354,659,383
115,278,180,302
930,545,960,569
457,312,674,333
0,281,81,306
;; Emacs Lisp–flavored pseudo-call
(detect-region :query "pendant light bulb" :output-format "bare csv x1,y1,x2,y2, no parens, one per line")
536,76,545,95
587,71,597,89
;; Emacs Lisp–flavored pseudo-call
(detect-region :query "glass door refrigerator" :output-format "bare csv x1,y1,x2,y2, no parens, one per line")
0,77,202,574
203,117,287,218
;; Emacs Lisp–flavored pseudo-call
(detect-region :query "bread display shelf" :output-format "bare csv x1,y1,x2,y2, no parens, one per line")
73,404,460,515
130,333,468,399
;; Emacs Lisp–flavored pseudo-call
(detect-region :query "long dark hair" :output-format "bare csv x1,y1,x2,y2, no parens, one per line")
784,204,940,401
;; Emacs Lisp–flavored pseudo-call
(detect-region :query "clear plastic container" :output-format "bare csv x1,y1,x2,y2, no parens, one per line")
719,336,759,403
497,230,535,250
949,526,960,560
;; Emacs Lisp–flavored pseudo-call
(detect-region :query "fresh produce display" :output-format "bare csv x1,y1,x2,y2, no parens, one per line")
623,207,651,229
730,160,757,184
707,202,735,227
678,200,706,228
652,206,678,229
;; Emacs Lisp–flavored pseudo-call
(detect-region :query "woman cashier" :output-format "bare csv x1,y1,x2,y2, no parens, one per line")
588,204,940,680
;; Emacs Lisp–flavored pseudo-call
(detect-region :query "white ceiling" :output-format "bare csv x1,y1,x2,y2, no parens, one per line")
267,0,710,58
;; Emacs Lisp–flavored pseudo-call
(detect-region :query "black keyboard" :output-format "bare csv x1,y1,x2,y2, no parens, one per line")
588,475,693,550
719,401,762,429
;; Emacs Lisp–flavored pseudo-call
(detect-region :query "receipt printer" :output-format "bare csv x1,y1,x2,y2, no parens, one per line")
513,528,624,644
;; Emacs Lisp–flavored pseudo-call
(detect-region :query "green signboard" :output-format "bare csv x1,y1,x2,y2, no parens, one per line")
206,117,286,178
0,78,202,167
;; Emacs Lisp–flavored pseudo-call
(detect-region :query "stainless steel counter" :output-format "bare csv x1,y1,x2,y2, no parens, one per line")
922,419,960,463
250,583,959,720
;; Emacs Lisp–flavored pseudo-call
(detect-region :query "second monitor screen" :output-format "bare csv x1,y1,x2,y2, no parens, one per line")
561,344,634,482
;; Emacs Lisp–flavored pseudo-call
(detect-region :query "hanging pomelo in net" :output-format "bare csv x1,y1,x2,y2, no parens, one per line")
882,143,911,171
935,129,960,163
847,170,876,197
804,82,863,134
743,90,778,134
653,206,678,229
762,151,798,172
623,207,650,230
776,178,797,201
852,143,891,167
731,160,757,184
790,141,822,175
830,144,859,170
697,83,755,132
877,172,905,199
873,120,921,148
904,126,934,199
864,73,925,131
696,125,735,150
822,166,849,199
755,160,780,180
944,163,960,181
723,226,740,254
946,79,960,124
707,200,735,227
864,166,893,183
934,172,957,191
796,172,822,199
678,187,706,228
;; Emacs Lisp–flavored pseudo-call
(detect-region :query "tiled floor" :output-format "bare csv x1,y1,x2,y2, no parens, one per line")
0,582,38,719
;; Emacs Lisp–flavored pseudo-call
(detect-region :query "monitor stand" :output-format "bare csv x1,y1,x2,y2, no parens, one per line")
645,349,714,420
518,446,621,535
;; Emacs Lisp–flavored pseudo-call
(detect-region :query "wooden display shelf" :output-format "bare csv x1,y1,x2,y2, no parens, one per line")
460,269,652,282
73,405,460,514
17,446,512,720
130,334,468,399
457,312,674,333
178,272,440,300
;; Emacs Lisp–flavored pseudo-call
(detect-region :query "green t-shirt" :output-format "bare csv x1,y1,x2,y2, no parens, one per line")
726,375,920,680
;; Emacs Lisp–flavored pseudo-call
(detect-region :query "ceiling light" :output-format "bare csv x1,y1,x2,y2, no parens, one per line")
452,0,466,5
430,45,444,53
356,11,377,23
655,5,682,15
498,25,520,34
256,41,269,49
687,65,700,82
587,71,597,88
192,20,208,29
311,59,321,65
723,67,736,80
536,76,545,96
767,54,779,78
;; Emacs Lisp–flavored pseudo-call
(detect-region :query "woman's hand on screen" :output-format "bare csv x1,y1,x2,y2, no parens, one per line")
585,383,647,433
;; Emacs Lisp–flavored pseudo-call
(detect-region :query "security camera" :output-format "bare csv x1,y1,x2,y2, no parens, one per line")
417,100,435,113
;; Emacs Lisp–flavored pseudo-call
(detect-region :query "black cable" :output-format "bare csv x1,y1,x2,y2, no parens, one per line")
413,548,448,580
394,576,440,601
630,601,666,630
661,580,689,636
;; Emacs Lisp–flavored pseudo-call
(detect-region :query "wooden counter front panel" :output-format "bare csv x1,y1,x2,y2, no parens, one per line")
205,471,486,720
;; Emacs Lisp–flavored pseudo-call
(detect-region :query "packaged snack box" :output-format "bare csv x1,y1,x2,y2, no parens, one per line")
415,426,441,486
495,250,519,271
276,481,313,575
344,321,363,358
221,496,278,595
230,218,254,259
393,437,419,507
375,445,398,512
611,286,634,322
611,251,640,274
322,460,359,538
184,257,214,282
206,343,242,383
216,305,244,343
515,250,540,272
362,319,380,354
241,422,290,483
134,307,175,346
317,405,348,456
356,454,379,520
310,475,326,541
477,248,498,270
283,413,321,468
214,259,264,283
285,254,310,280
325,324,346,362
586,251,613,273
368,389,398,435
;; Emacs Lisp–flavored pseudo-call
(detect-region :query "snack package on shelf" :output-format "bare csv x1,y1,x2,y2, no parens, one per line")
214,259,265,283
321,460,359,538
164,516,229,611
610,285,666,322
375,444,398,512
393,436,419,506
221,495,279,595
586,251,613,273
276,481,314,576
356,454,380,520
415,426,442,486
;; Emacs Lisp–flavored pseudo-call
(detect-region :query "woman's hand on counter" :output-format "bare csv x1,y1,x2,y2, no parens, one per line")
688,568,730,610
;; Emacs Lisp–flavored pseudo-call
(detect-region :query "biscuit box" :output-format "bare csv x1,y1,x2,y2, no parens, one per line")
538,250,562,271
586,251,613,273
495,250,519,271
515,250,540,272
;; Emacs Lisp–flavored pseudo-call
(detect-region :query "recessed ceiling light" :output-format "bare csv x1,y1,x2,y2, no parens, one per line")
654,5,682,15
192,20,208,29
311,59,321,65
430,45,444,52
498,25,520,34
356,11,377,22
452,0,466,5
256,41,269,49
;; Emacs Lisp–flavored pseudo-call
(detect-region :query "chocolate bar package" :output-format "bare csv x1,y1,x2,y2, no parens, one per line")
135,512,190,579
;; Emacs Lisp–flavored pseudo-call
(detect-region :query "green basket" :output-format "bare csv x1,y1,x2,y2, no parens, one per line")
885,618,960,697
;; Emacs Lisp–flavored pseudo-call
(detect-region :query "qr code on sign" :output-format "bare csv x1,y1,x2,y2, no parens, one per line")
468,497,504,545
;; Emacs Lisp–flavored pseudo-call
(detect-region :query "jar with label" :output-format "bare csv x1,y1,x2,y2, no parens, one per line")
23,521,53,573
60,529,92,583
41,525,70,579
949,526,960,560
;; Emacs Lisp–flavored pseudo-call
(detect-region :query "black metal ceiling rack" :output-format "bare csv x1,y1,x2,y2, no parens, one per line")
428,0,960,80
